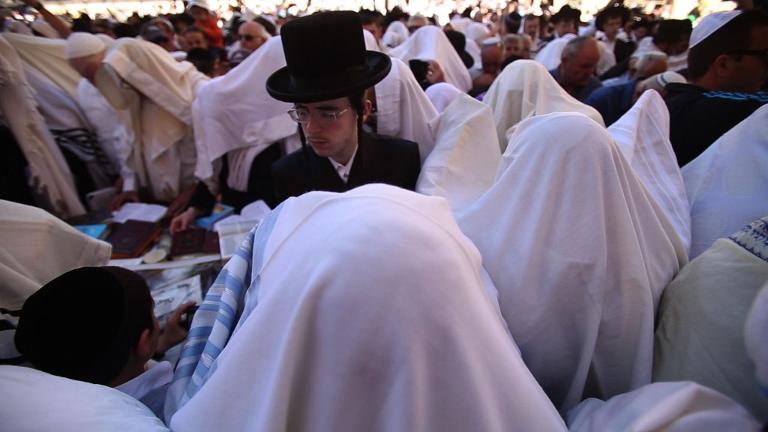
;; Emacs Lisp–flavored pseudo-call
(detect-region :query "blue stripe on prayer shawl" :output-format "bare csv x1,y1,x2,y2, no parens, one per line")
702,90,768,103
164,204,285,421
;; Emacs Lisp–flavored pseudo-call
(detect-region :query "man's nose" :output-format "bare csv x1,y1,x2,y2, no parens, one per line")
304,115,322,133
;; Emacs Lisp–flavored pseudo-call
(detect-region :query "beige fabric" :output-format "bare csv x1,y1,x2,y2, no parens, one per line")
0,35,85,218
654,237,768,421
482,60,604,152
0,200,111,311
2,32,80,100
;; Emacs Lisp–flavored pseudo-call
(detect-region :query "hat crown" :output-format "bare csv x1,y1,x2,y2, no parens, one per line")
282,11,367,81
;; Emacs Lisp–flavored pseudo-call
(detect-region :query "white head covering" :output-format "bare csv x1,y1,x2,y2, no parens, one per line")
690,11,742,48
389,25,473,92
65,32,105,60
450,16,473,33
170,184,566,432
31,19,59,39
464,21,490,43
482,59,604,151
5,20,33,36
191,36,293,181
374,57,439,162
424,82,462,113
458,112,687,411
186,0,211,13
416,93,501,213
534,33,576,70
683,104,768,259
95,33,116,49
382,20,409,49
566,382,760,431
608,90,691,253
2,32,81,100
362,29,380,52
745,281,768,389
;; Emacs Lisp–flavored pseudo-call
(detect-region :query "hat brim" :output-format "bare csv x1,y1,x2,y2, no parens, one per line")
460,51,474,69
266,51,392,103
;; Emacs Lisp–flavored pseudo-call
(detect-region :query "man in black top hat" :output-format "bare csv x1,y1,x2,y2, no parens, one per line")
267,11,421,205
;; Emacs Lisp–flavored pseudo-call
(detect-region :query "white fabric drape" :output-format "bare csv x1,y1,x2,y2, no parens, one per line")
464,21,490,43
416,93,500,214
566,382,760,431
2,32,80,100
374,57,439,162
745,281,768,390
534,33,576,70
682,104,768,259
482,59,604,151
458,112,687,412
0,35,85,217
382,20,409,49
389,25,473,92
424,82,462,113
0,200,111,311
170,184,566,432
191,36,295,182
608,90,691,253
363,29,381,52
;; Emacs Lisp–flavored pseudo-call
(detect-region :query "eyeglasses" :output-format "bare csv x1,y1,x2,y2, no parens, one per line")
287,107,350,125
728,49,768,64
239,34,256,42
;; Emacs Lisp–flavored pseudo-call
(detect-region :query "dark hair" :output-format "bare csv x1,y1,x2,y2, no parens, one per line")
113,22,139,38
504,13,522,33
688,10,768,80
254,15,277,36
359,9,383,27
187,47,216,75
652,19,692,46
348,88,367,131
595,6,630,31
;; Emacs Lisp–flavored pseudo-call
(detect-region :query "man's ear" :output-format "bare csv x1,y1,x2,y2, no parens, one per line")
135,328,154,360
713,54,732,78
362,98,373,122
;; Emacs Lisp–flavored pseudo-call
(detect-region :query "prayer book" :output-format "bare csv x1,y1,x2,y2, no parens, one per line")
151,274,203,329
170,228,220,258
112,203,167,224
106,220,162,259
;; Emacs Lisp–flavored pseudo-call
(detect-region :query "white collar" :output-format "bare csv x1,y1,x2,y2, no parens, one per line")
328,144,358,183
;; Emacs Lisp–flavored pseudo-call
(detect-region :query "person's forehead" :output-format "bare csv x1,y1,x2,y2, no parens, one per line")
239,22,260,34
296,97,351,109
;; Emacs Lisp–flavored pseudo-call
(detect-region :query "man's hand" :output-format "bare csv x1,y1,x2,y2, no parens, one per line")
157,302,197,355
170,207,199,234
164,184,197,220
427,60,446,84
109,191,139,211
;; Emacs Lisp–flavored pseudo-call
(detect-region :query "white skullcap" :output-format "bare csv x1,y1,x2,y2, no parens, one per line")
690,10,741,48
655,71,686,87
95,33,115,49
65,32,106,59
186,0,211,12
745,281,768,389
31,19,59,38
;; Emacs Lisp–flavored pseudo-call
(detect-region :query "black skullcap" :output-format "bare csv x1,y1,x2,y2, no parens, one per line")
15,267,153,385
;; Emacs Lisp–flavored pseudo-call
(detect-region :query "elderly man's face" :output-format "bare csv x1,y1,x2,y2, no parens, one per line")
524,18,539,39
503,39,523,59
238,22,267,51
185,31,209,50
561,41,600,86
482,45,503,75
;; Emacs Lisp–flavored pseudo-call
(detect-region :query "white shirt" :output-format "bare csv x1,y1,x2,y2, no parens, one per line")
328,144,358,183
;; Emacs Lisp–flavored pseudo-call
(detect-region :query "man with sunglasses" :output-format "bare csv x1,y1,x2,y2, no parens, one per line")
666,9,768,166
267,11,421,205
237,20,269,52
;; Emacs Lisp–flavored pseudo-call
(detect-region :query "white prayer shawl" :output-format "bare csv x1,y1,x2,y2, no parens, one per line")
464,21,490,43
683,104,768,259
566,382,760,431
0,35,85,217
0,200,111,311
2,32,80,100
745,281,768,390
77,78,135,183
635,37,687,72
191,36,294,182
362,29,380,52
534,33,576,70
450,16,473,33
99,38,206,200
458,113,687,412
609,90,691,254
416,93,501,214
465,38,482,70
382,20,409,49
424,82,462,113
389,25,473,92
170,184,566,432
596,39,616,76
374,57,439,162
482,59,604,152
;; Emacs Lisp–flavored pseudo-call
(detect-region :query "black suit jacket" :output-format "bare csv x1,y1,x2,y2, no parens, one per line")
271,131,421,205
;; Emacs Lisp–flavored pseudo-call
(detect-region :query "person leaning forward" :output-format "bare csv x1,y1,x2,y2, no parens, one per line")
267,11,421,205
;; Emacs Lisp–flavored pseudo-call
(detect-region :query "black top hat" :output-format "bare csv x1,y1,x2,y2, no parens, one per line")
445,30,475,69
266,11,392,103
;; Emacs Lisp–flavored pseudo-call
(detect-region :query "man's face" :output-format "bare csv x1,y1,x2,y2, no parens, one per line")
294,97,359,163
668,36,689,56
725,26,768,92
69,54,103,84
603,17,622,40
504,38,523,59
524,18,539,39
555,19,577,36
190,6,209,21
482,45,503,75
238,22,267,51
363,22,383,40
561,42,600,86
185,31,208,50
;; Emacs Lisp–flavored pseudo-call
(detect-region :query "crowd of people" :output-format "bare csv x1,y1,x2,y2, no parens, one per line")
0,0,767,430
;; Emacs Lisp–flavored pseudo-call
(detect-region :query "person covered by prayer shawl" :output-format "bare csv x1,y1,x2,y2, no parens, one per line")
666,9,768,167
14,266,195,419
266,12,421,205
549,36,603,102
168,184,567,431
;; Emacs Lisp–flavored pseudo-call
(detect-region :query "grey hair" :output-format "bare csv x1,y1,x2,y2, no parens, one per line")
561,36,598,60
632,50,668,77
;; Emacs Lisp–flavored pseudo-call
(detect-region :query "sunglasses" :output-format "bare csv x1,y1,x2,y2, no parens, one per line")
239,34,258,42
